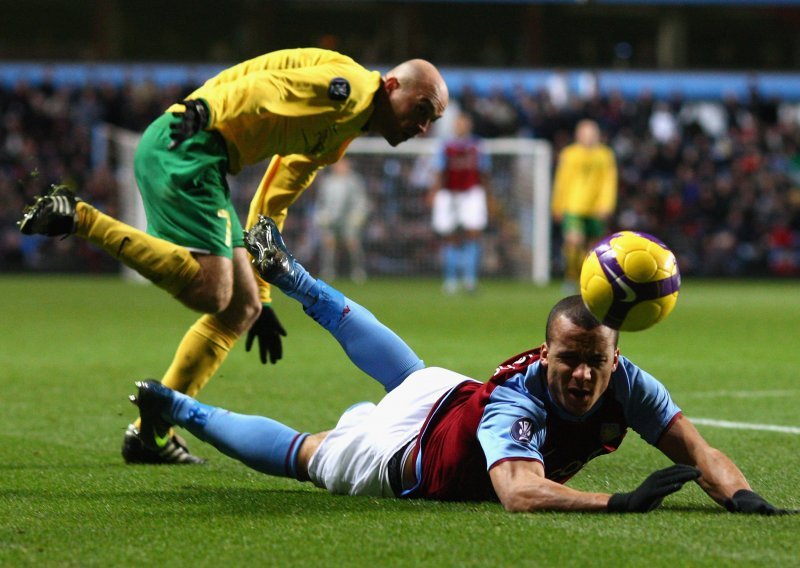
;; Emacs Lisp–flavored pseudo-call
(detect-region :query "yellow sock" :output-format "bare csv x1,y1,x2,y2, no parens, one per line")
161,314,239,396
563,243,586,283
133,314,239,432
76,202,200,296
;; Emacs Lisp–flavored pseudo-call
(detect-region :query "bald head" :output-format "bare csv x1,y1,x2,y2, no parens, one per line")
386,59,449,116
370,58,449,146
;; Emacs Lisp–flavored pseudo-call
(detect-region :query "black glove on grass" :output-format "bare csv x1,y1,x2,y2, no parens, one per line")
608,464,701,513
725,489,798,515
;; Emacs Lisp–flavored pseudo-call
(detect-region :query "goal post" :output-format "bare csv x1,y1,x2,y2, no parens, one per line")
94,124,147,282
100,126,553,285
340,136,553,285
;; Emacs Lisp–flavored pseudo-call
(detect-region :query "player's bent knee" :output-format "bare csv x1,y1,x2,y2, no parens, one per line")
177,281,233,314
177,255,235,313
241,295,262,327
218,293,262,333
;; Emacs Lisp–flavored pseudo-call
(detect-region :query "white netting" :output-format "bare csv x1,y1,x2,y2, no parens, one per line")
100,127,552,284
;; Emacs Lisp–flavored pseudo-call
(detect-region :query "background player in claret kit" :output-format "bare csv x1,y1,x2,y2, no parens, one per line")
551,119,618,293
18,47,449,464
429,111,492,294
130,216,795,515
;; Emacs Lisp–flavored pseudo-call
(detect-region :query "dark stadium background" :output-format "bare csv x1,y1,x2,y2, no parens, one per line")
2,0,800,278
4,1,800,70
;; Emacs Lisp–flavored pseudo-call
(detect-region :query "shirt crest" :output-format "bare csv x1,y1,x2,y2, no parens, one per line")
328,77,351,101
511,417,534,444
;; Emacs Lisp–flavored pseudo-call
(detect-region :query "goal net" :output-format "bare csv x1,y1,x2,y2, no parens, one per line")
100,128,552,284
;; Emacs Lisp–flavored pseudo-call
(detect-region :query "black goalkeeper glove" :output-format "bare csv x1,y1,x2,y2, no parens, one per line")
168,99,209,150
607,464,701,513
724,489,798,515
245,305,287,365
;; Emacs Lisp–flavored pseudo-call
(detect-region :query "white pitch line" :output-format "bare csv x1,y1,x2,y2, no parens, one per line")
678,389,799,399
691,417,800,435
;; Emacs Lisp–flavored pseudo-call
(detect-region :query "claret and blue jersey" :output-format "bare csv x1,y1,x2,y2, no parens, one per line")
405,348,681,501
433,136,491,192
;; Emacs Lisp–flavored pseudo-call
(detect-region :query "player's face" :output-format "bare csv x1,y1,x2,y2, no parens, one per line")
381,78,446,146
540,316,619,416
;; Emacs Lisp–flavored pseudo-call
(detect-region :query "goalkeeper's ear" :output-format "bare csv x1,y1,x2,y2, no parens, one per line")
382,75,400,94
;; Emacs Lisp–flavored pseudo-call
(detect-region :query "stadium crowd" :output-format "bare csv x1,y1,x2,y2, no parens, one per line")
2,73,800,277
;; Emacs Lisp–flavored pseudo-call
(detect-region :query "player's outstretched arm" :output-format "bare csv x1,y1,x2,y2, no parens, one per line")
657,415,797,514
489,460,608,512
489,460,698,513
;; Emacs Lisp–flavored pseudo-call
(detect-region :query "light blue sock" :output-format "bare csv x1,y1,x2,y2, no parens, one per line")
273,261,321,309
331,299,425,392
462,240,481,288
274,261,425,392
442,243,459,284
167,392,308,478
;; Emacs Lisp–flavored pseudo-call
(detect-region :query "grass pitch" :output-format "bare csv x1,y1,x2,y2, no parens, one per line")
1,276,799,566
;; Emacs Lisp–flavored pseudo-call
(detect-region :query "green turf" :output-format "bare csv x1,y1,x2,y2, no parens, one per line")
1,276,798,566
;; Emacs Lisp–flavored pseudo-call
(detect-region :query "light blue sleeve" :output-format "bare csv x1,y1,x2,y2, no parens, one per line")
476,376,546,470
614,356,681,445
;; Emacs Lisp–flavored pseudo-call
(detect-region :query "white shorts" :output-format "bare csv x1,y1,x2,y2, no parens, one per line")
432,186,488,235
307,367,475,497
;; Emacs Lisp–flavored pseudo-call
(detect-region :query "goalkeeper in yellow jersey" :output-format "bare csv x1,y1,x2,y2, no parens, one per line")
18,47,449,464
551,119,618,292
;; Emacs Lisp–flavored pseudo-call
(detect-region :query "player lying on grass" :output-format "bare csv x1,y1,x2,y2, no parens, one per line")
131,216,794,513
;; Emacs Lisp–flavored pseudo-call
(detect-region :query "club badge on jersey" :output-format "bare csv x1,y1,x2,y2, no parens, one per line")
328,77,351,101
511,417,534,444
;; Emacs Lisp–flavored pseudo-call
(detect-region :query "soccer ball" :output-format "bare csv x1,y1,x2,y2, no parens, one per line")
580,231,681,331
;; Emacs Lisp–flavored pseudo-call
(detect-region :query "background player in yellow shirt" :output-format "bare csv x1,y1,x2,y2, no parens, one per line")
551,119,618,292
19,47,449,464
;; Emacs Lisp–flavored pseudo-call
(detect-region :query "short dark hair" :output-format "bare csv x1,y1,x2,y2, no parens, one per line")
545,295,619,345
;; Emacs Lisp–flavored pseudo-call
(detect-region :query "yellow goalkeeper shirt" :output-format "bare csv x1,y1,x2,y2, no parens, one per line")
168,47,381,174
551,143,617,219
168,47,382,303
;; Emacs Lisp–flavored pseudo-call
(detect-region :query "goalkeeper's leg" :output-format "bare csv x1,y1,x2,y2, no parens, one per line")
562,229,587,286
18,184,201,298
125,248,260,461
21,182,262,378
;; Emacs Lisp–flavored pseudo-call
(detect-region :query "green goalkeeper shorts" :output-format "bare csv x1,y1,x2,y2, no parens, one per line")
133,113,244,259
562,213,607,240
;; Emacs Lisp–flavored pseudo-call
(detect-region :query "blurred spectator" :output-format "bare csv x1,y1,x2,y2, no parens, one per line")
650,101,680,143
546,70,570,110
3,70,800,279
312,158,370,283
